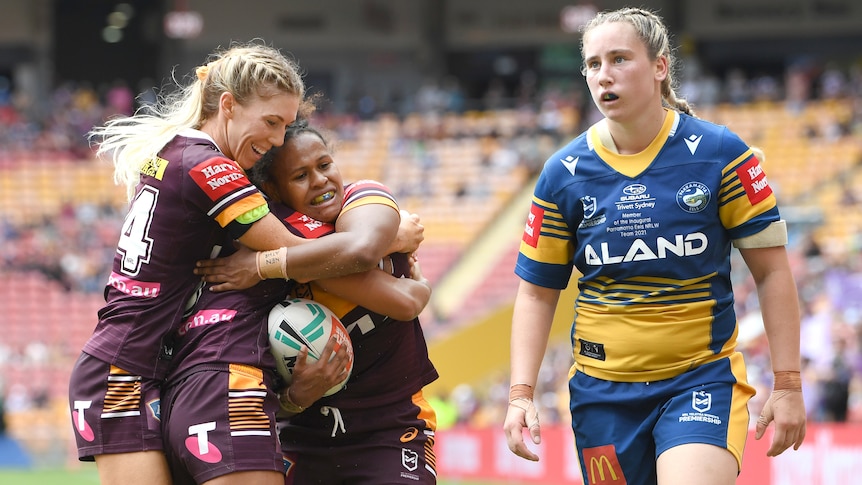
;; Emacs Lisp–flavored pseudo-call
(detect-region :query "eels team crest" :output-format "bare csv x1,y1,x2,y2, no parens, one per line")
677,182,711,213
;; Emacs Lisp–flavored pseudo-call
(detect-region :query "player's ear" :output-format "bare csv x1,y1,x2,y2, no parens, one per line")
654,55,668,82
220,92,235,118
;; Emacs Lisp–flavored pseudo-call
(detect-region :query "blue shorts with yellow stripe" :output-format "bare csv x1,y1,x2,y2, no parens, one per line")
569,353,755,485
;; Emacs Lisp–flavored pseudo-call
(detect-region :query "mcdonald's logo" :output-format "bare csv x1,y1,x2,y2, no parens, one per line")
582,444,626,484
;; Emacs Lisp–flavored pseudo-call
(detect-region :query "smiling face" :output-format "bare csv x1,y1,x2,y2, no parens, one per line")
222,86,300,171
582,21,667,123
266,131,344,223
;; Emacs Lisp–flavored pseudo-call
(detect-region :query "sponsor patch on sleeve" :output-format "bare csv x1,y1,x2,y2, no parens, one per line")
140,157,169,180
735,156,773,206
190,158,249,201
522,203,544,248
284,212,334,239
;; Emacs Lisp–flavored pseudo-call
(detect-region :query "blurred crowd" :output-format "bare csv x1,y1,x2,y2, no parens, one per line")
2,57,862,427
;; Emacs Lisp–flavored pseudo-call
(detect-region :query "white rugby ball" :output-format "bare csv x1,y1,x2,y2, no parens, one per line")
268,298,354,396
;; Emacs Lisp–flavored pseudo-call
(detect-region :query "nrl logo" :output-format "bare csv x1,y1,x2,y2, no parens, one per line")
691,390,712,413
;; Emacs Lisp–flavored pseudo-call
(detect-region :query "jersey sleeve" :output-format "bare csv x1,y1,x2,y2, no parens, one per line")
187,155,269,238
717,135,781,241
514,168,576,289
340,180,399,215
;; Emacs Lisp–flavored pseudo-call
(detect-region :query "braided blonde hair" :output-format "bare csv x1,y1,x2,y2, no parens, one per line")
90,40,305,200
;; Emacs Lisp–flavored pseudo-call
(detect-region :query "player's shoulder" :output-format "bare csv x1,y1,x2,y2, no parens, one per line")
677,113,740,144
344,179,397,206
166,129,223,162
346,179,392,195
538,130,600,182
676,113,748,157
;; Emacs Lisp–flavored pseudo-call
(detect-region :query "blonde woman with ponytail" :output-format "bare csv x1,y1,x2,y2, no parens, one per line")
504,8,805,485
70,41,421,485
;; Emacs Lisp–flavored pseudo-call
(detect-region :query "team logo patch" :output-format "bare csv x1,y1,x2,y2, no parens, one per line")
676,182,711,213
679,389,722,425
736,156,772,205
581,196,597,219
692,390,712,413
190,158,249,201
283,455,296,476
522,203,544,248
579,195,606,229
147,398,161,421
402,448,419,471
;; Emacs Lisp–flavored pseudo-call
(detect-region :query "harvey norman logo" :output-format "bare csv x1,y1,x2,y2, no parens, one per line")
191,159,248,201
201,162,244,189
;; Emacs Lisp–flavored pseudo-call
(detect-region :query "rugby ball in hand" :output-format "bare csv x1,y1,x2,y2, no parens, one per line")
268,298,354,396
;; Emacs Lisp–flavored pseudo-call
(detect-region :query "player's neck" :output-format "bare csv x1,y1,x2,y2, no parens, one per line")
603,108,667,155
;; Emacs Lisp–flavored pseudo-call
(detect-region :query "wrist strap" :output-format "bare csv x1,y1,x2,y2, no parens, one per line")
257,247,288,280
279,387,305,413
773,370,802,391
509,383,534,402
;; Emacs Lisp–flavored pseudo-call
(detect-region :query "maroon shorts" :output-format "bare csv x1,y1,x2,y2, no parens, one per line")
68,352,164,461
161,363,283,485
281,390,438,484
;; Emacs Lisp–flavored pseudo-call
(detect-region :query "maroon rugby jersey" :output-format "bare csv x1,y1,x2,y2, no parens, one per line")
167,242,289,377
83,130,269,380
164,179,437,404
277,180,438,412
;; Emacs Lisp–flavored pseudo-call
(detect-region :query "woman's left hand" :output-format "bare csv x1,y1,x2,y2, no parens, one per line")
754,389,807,456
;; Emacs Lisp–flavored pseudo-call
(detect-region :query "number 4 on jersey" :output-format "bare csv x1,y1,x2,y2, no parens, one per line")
117,186,158,276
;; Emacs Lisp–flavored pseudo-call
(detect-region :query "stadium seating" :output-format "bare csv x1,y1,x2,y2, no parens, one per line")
2,98,861,464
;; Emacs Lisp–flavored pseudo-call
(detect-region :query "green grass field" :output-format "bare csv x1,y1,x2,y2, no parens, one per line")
0,466,519,485
0,467,101,485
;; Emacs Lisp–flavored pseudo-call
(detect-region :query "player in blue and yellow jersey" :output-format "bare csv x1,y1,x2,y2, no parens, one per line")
503,8,806,485
70,42,422,485
246,121,439,484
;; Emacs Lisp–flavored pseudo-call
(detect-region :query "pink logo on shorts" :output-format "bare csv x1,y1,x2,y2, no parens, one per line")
185,423,223,464
72,411,95,442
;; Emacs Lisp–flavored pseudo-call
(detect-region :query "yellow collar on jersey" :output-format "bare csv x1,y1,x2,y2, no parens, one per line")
591,110,677,178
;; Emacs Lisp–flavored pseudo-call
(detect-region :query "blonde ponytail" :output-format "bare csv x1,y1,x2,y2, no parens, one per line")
89,40,305,200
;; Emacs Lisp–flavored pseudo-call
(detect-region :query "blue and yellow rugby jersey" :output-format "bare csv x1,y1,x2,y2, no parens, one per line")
516,109,781,382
